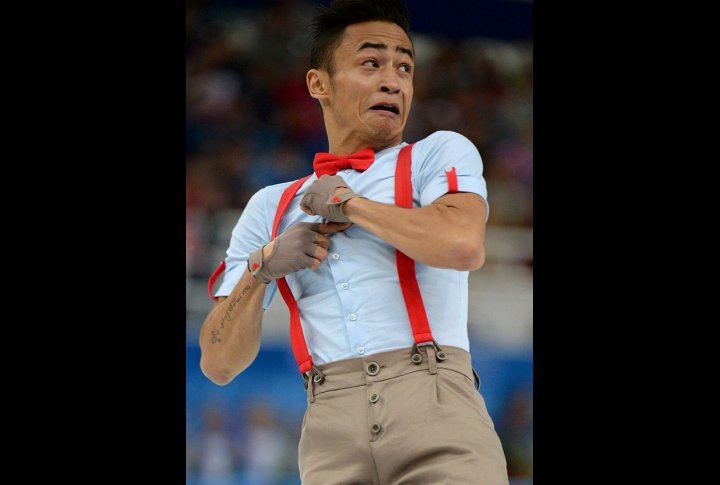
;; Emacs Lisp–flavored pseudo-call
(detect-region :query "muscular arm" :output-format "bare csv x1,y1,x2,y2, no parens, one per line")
199,245,275,386
342,192,487,270
199,269,266,385
199,222,341,385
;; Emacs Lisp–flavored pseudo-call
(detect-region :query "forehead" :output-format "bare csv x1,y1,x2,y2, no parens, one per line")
337,21,412,55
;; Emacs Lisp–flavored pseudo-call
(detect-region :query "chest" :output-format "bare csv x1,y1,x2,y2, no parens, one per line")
272,148,420,239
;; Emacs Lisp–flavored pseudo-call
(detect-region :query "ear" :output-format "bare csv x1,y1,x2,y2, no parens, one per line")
307,69,330,100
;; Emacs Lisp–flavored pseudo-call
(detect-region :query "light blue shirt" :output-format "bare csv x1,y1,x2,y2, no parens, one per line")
215,131,489,365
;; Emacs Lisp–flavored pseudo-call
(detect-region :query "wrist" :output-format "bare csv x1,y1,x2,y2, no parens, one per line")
248,245,272,284
262,241,275,260
342,195,365,220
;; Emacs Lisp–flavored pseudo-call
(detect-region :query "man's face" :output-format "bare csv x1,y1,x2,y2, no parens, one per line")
325,21,414,147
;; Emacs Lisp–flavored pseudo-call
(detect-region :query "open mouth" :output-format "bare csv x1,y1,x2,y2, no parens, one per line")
369,103,400,115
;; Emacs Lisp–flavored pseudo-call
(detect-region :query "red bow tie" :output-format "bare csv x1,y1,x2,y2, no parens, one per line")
313,147,375,178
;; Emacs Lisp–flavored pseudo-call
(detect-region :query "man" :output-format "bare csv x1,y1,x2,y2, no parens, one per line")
199,0,509,483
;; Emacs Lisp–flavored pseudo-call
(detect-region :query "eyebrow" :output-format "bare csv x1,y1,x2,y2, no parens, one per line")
357,41,414,60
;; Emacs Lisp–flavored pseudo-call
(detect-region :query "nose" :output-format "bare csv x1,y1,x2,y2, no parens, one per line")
381,84,400,94
379,67,401,94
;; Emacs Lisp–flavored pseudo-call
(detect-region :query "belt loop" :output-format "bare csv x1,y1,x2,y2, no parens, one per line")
304,371,315,403
425,345,438,375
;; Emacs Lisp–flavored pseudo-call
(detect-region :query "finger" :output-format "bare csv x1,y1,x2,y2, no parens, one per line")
300,205,316,216
303,255,322,271
313,245,329,262
314,234,331,250
305,222,323,235
303,238,328,257
316,222,353,234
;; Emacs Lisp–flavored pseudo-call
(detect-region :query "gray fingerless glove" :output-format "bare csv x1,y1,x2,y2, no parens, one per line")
300,174,366,223
247,222,325,283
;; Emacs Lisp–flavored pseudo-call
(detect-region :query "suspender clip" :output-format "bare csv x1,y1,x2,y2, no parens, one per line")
411,340,446,364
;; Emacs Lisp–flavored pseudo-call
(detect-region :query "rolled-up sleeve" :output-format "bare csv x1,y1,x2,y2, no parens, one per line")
214,188,278,310
414,131,490,221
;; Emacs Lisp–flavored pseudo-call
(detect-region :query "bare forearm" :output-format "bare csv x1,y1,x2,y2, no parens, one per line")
199,268,266,385
343,196,484,270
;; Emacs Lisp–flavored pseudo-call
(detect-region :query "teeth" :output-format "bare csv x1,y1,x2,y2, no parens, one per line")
371,104,398,114
377,105,396,111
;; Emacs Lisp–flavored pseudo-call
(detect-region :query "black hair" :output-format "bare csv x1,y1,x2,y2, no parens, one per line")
309,0,412,76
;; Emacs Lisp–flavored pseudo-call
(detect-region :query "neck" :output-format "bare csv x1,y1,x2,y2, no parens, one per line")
326,135,402,155
324,125,402,155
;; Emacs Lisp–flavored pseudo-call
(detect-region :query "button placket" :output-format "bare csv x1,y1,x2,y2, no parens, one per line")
366,361,383,441
326,246,361,352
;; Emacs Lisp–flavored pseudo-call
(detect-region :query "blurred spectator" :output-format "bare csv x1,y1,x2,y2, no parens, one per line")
240,402,294,485
198,406,238,485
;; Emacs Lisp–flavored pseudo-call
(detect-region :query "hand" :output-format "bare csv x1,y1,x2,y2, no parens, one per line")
248,222,351,283
300,174,366,223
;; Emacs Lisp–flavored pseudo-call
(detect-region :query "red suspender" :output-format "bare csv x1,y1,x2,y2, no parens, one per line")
210,144,437,375
446,166,458,193
395,145,435,344
207,260,226,301
206,175,314,374
272,175,314,374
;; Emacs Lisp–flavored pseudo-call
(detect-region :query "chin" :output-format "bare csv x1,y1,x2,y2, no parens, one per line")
368,123,401,145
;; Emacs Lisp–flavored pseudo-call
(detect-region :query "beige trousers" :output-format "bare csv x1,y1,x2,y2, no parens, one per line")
298,344,509,484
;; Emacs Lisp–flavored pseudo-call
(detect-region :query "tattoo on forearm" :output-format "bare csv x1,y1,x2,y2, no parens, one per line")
211,330,222,344
210,284,252,344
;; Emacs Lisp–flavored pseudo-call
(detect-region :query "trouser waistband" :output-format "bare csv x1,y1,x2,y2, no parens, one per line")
303,344,479,403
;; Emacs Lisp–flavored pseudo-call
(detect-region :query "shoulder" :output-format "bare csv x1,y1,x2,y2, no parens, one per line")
410,131,481,170
248,178,307,207
259,179,302,198
233,178,309,235
238,180,300,223
413,130,476,152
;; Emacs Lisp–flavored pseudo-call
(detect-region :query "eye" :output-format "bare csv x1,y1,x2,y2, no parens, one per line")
362,59,379,68
399,63,412,74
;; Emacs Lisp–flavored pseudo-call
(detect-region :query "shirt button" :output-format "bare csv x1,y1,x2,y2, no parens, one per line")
349,313,357,321
357,346,365,354
332,253,340,260
341,283,349,290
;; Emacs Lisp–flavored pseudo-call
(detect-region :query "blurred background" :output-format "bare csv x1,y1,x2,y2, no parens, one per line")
186,0,532,483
